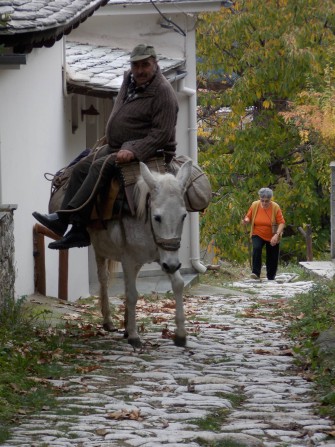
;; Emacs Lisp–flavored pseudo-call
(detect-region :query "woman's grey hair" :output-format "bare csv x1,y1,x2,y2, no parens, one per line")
258,187,273,199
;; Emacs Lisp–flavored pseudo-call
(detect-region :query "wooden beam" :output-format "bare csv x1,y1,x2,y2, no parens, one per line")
298,224,313,261
33,223,68,300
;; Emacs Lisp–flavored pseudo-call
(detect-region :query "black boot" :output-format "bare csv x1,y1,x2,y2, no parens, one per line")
32,212,68,236
48,225,90,250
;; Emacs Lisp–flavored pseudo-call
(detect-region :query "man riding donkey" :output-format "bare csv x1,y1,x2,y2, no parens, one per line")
33,44,179,250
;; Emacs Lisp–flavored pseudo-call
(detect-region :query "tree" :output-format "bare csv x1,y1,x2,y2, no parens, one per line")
196,0,335,263
0,12,11,54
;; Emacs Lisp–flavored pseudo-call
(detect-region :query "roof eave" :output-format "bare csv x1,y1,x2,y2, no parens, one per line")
0,0,109,54
67,66,186,99
98,1,222,15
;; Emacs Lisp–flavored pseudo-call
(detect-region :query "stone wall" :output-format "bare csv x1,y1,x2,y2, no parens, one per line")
0,205,17,305
331,162,335,259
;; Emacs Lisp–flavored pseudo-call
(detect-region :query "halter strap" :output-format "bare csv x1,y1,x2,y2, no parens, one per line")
153,235,181,251
147,198,181,252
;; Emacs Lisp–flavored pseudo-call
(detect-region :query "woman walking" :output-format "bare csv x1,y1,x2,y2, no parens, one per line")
242,188,285,280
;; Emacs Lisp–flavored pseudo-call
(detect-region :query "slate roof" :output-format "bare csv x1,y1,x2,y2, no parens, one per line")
107,0,221,4
66,41,185,97
0,0,187,94
0,0,108,53
0,0,222,54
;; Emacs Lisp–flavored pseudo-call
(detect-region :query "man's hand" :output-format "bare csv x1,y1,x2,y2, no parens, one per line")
116,149,135,164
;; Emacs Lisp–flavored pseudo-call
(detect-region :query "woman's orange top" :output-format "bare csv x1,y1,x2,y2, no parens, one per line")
246,202,285,242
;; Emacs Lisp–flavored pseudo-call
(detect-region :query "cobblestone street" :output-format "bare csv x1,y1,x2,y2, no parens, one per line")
2,274,335,447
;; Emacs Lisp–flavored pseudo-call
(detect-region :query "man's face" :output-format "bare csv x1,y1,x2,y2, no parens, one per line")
131,57,157,86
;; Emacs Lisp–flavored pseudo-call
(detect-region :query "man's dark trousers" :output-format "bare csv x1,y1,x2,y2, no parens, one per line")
59,145,119,225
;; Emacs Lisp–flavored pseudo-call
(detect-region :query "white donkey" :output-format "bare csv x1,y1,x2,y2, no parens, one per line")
89,160,192,348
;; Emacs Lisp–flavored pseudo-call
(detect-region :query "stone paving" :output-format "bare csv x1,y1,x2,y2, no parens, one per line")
2,273,335,447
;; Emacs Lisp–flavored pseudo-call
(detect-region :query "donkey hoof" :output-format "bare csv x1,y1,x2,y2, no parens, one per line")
103,322,117,332
174,335,186,347
128,337,142,349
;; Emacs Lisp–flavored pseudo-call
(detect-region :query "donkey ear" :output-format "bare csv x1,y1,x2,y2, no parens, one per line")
176,160,192,191
140,162,156,190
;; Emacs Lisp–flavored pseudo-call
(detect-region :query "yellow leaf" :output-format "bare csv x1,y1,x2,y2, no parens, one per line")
299,129,309,143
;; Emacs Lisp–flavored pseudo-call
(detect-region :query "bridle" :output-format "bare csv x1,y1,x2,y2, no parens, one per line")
146,194,181,252
153,233,181,251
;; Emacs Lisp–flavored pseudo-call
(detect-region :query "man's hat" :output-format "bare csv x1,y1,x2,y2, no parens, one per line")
130,44,156,62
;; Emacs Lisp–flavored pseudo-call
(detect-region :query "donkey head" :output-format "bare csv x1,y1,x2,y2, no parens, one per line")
140,160,192,274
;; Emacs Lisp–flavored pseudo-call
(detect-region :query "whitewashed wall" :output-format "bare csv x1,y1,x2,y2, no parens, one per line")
0,43,90,300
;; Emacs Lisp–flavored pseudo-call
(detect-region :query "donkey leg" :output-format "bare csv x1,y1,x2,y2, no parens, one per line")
123,262,142,348
169,270,187,347
96,255,116,332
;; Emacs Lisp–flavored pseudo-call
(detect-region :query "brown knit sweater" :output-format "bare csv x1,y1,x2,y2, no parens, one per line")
105,66,179,162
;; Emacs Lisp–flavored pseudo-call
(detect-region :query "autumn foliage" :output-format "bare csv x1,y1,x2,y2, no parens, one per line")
196,0,335,262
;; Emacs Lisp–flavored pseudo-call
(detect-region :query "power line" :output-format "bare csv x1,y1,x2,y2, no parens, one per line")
150,0,186,37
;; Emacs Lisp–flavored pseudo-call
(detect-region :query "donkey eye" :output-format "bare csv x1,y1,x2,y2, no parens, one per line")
182,213,187,221
154,215,161,223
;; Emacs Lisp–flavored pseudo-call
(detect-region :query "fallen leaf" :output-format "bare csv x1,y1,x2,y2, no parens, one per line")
75,365,101,374
208,324,232,330
253,349,272,355
206,264,221,270
10,384,21,392
162,301,175,309
188,383,196,392
152,316,167,324
105,409,142,421
29,377,50,384
162,327,175,340
96,428,108,436
62,313,81,321
278,348,294,356
138,323,146,333
52,348,64,360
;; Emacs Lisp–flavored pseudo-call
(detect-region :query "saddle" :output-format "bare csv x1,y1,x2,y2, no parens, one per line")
90,154,166,227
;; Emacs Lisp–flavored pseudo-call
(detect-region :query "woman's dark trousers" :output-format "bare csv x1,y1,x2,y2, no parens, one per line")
251,235,280,280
